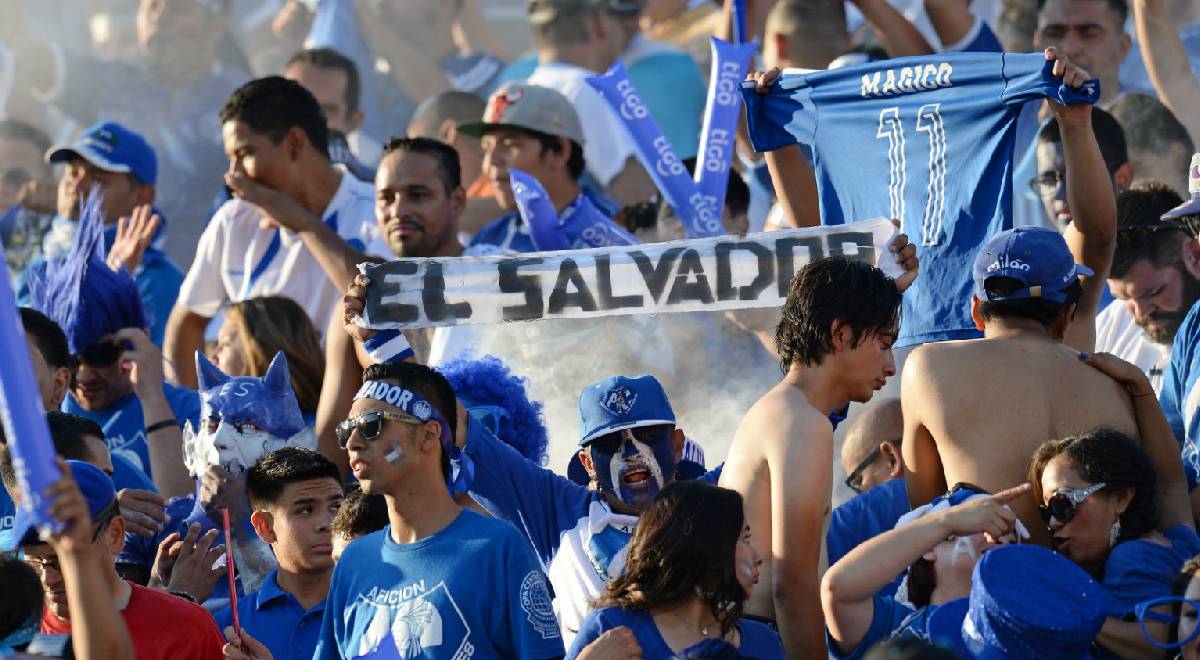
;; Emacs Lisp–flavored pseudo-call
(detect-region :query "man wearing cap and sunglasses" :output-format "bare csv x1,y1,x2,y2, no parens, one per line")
305,360,563,660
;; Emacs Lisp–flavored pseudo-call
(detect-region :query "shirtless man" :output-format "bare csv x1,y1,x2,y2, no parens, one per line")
902,226,1137,546
720,254,912,658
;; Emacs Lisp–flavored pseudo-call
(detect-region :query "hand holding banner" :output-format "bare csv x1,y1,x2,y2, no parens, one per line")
585,61,723,239
0,238,63,548
358,218,900,330
695,38,757,219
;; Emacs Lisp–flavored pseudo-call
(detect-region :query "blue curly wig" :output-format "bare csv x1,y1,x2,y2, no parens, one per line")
439,355,549,466
28,188,146,353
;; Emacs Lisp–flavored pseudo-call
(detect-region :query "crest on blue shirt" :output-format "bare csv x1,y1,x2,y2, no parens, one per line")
600,386,638,416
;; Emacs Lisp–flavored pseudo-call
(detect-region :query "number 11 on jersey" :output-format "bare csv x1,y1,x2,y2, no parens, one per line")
875,104,947,247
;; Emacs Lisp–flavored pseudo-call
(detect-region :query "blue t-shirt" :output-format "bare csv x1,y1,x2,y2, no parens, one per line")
62,382,200,480
826,595,949,660
827,479,911,599
1161,299,1200,488
1102,524,1200,618
214,569,325,660
567,607,784,659
314,511,565,659
742,52,1099,347
470,191,619,253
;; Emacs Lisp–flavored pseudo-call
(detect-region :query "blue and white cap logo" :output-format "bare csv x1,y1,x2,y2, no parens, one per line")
601,386,638,415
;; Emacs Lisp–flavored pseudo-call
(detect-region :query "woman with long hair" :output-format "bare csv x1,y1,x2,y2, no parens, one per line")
1031,352,1199,656
565,480,782,659
212,295,324,422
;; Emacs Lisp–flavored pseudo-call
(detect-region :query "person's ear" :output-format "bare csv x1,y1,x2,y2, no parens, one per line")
136,184,156,207
1119,31,1132,64
250,510,277,544
1051,303,1076,340
1113,162,1134,193
1113,486,1134,515
104,515,127,556
881,442,903,478
548,137,572,172
439,119,458,146
771,32,789,63
971,296,986,331
830,320,852,352
346,109,365,135
922,548,937,562
672,429,685,461
49,366,71,409
286,126,307,161
578,449,596,479
1183,239,1200,279
449,184,467,217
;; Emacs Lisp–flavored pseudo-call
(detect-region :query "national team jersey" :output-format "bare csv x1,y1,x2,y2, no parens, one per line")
1160,299,1200,489
742,52,1099,346
314,511,564,660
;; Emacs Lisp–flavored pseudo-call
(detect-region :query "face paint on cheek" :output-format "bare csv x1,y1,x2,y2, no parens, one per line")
383,437,406,465
951,535,980,565
596,430,677,509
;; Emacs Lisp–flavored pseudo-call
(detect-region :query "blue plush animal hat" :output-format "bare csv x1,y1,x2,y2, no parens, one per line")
439,355,549,466
196,351,305,440
28,188,146,353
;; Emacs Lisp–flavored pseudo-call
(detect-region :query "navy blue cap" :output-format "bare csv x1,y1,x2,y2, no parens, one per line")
972,227,1093,304
1162,153,1200,220
961,544,1105,659
9,460,117,550
47,121,158,185
578,374,676,446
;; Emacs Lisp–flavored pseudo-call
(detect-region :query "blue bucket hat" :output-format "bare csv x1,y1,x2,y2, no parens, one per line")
972,226,1093,304
578,374,676,446
9,460,117,551
958,544,1106,659
1162,153,1200,220
46,121,157,185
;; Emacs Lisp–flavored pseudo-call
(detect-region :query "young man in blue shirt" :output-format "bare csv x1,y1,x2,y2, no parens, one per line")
305,361,562,659
214,447,344,660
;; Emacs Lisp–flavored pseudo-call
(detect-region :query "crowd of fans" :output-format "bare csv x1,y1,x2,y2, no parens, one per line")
1,0,1199,658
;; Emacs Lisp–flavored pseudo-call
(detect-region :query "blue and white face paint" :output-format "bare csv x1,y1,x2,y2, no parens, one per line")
587,426,677,511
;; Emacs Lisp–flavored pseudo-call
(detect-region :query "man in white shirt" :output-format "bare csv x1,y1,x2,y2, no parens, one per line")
1098,183,1200,392
164,76,380,388
525,0,654,205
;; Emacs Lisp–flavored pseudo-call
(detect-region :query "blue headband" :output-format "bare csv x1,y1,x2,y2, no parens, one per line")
353,380,474,495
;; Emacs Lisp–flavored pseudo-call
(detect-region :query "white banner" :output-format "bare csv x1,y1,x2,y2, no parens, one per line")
360,218,900,330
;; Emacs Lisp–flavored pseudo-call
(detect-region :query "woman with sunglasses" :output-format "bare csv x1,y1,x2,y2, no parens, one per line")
565,480,782,659
1029,352,1198,657
822,482,1028,659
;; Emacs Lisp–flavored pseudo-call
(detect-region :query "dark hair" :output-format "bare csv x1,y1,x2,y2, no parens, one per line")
977,276,1083,328
1036,0,1128,25
246,447,341,511
0,118,51,155
286,47,361,116
906,554,938,608
219,76,330,155
21,307,73,370
527,128,586,181
46,411,106,464
1029,428,1159,545
408,91,486,134
361,361,458,481
0,557,42,639
1039,107,1129,172
775,257,901,371
331,483,389,539
598,481,748,637
1110,93,1194,161
382,136,463,194
1112,185,1190,278
0,444,14,494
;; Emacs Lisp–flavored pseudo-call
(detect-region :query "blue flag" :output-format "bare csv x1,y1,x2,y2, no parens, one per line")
510,169,639,250
694,38,756,219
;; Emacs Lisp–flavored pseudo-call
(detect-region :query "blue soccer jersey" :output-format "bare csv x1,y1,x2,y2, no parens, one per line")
742,52,1099,346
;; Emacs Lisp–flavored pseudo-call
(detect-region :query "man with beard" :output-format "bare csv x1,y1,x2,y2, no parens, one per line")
10,0,248,263
1097,184,1197,393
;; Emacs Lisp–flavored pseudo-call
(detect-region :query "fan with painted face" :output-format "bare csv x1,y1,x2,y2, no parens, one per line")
183,351,317,477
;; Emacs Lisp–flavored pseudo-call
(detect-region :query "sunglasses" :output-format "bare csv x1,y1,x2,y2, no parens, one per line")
587,427,672,456
1136,596,1200,650
845,445,884,494
335,411,421,449
77,340,130,368
1038,482,1106,526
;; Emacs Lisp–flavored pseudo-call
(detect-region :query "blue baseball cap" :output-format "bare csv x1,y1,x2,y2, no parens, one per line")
960,544,1105,659
972,226,1093,304
578,375,676,446
9,460,117,551
47,121,157,185
1162,153,1200,220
